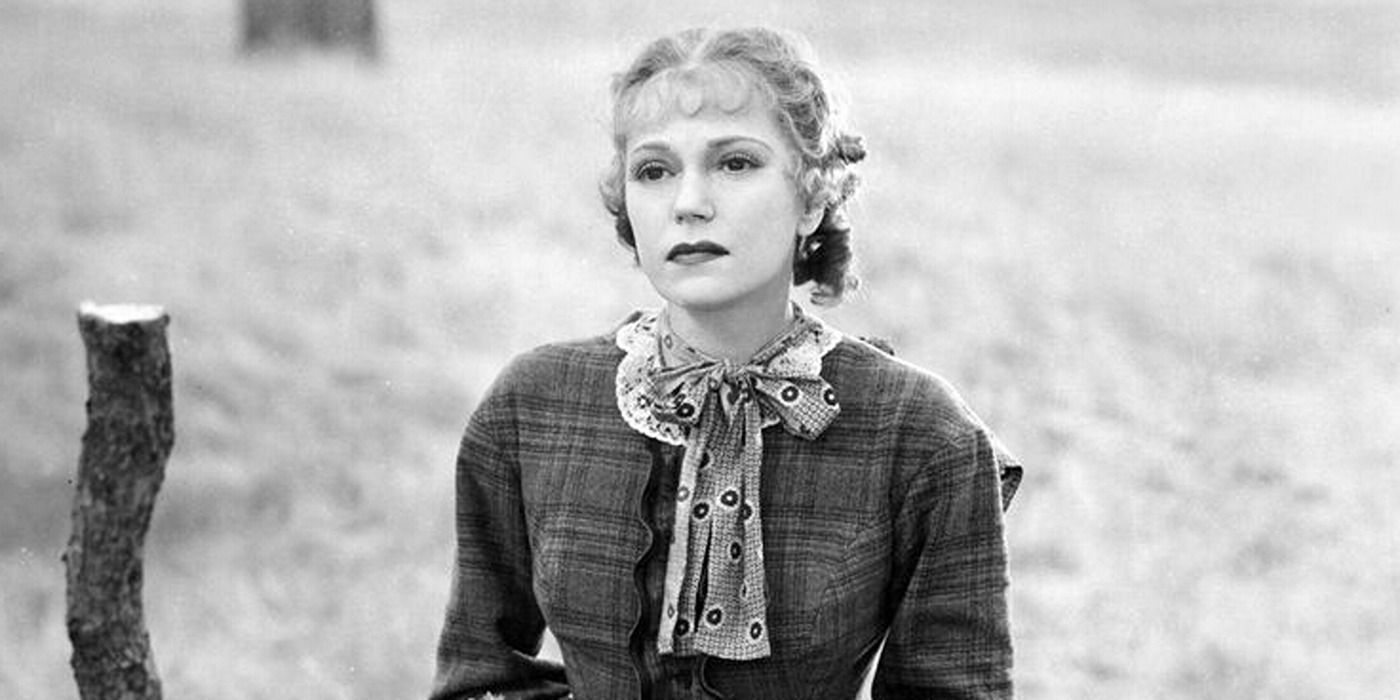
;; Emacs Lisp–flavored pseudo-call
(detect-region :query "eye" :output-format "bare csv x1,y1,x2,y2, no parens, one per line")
630,160,672,182
718,153,761,174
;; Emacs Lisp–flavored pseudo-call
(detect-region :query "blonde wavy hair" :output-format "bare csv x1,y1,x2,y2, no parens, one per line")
599,27,865,305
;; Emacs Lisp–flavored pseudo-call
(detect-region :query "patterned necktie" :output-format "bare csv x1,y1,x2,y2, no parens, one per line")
615,306,841,660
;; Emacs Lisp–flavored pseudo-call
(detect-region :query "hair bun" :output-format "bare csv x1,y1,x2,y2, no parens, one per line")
833,133,866,164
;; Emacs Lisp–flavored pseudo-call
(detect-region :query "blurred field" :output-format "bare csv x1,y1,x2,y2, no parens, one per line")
2,0,1398,697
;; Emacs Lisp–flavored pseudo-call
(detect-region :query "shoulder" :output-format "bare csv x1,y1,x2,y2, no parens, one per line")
487,331,624,401
465,330,624,439
823,334,1024,507
823,335,986,448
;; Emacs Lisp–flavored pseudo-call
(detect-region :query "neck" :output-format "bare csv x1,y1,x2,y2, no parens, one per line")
665,299,795,362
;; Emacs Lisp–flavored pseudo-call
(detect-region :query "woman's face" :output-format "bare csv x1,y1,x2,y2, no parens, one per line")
622,88,819,317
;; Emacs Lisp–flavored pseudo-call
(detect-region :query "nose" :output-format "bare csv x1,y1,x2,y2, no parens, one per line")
672,168,714,223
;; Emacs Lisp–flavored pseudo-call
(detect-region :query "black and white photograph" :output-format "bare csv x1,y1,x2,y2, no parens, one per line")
2,1,1397,698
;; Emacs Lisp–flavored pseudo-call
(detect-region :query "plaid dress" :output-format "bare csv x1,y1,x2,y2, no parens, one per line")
430,325,1022,700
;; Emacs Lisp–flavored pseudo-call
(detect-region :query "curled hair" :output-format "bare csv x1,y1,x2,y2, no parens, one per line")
599,27,864,305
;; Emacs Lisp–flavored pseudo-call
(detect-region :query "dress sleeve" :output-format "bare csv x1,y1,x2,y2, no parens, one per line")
429,375,571,700
873,427,1020,699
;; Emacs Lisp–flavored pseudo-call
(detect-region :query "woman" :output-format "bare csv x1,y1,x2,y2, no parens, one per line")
430,27,1023,700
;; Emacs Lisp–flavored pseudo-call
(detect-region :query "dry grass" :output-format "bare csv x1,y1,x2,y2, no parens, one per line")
2,0,1397,698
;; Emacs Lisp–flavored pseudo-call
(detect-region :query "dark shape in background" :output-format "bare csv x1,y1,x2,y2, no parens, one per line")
242,0,379,59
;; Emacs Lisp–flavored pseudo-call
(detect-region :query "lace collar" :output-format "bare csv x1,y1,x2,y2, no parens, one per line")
615,306,842,445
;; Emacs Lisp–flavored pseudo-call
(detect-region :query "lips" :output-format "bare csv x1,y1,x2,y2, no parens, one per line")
666,241,729,263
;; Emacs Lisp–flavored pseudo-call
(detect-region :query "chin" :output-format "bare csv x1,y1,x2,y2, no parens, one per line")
658,291,744,313
651,279,739,312
654,279,791,317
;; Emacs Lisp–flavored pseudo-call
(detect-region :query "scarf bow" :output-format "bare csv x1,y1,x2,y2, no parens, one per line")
615,307,841,660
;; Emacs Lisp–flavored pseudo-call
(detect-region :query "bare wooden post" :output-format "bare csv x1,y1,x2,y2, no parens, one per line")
64,303,173,700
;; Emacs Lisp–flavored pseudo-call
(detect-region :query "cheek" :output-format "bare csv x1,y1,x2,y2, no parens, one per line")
624,182,666,221
624,190,666,265
750,193,805,244
623,187,656,237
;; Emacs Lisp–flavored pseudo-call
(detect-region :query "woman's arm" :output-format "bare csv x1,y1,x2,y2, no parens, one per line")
429,377,570,700
873,427,1020,700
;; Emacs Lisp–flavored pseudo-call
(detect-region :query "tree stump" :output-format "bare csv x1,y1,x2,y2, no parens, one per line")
64,303,173,700
241,0,380,59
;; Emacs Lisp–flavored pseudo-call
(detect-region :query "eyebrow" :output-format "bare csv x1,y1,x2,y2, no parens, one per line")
627,135,775,159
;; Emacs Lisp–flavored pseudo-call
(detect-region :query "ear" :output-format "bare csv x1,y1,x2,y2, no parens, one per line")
798,203,824,237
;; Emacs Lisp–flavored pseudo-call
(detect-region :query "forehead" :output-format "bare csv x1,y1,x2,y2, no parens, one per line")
619,62,780,143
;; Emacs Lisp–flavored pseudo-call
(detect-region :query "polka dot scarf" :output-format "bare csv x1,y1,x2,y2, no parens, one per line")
615,306,841,660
